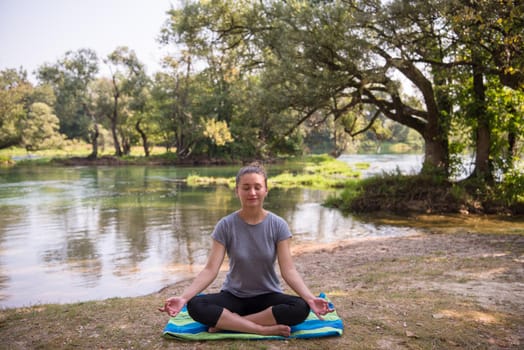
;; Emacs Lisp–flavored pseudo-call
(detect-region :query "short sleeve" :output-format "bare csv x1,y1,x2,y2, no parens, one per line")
211,216,229,246
272,213,292,242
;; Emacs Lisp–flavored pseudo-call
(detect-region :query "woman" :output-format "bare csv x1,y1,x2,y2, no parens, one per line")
159,162,333,337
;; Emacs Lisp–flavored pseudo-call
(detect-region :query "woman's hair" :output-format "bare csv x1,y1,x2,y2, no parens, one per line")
235,161,268,188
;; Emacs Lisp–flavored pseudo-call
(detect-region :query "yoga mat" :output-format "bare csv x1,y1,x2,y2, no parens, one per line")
163,293,344,340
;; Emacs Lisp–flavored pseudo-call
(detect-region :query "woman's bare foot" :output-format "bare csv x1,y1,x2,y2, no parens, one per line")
259,324,291,337
213,309,291,337
208,326,220,333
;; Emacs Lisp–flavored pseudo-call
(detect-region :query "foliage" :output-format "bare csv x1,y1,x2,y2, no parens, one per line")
104,46,151,156
0,68,32,148
326,169,524,215
20,102,64,151
326,173,457,213
203,118,233,146
497,169,524,206
37,49,99,140
160,0,522,179
0,154,14,166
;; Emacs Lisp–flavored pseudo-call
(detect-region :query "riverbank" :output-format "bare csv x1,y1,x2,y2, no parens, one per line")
1,230,522,349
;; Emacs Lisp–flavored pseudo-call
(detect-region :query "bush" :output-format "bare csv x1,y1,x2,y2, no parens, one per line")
326,173,463,214
325,171,523,215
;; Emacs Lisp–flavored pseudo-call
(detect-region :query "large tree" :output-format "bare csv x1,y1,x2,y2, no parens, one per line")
104,46,149,156
160,0,306,160
37,49,99,141
150,56,202,158
20,102,63,151
0,69,32,148
163,0,522,178
441,0,523,181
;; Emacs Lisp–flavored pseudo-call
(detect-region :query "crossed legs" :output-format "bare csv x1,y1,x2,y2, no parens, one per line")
187,291,310,337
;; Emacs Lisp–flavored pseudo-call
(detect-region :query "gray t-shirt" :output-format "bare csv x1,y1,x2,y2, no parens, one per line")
211,211,292,298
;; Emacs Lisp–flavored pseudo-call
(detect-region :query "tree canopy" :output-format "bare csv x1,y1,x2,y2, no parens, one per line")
1,0,522,184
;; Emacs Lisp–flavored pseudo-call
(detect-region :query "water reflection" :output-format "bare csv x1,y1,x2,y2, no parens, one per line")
0,165,418,308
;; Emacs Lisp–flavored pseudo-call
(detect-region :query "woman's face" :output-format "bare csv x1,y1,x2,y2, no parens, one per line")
235,172,268,209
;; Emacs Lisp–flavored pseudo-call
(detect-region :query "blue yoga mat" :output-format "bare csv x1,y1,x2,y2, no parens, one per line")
163,293,344,340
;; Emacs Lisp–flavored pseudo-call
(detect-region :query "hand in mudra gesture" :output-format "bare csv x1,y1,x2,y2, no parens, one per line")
308,297,335,320
158,296,187,317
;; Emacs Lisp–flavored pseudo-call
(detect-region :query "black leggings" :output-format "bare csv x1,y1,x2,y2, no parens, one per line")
186,291,310,327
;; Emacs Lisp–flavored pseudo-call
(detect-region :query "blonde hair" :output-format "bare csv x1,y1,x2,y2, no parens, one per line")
235,161,268,188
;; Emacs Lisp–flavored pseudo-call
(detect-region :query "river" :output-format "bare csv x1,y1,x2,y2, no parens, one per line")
0,154,446,308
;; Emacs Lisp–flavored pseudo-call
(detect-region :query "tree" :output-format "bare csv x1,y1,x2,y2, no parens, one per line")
104,46,149,156
441,0,523,181
161,0,449,168
20,102,63,151
37,49,99,141
150,57,203,159
84,78,114,159
160,0,306,160
448,0,523,91
164,0,522,179
0,68,32,148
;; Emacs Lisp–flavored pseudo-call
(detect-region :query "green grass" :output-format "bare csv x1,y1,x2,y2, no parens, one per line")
0,144,167,161
186,155,362,190
186,175,235,187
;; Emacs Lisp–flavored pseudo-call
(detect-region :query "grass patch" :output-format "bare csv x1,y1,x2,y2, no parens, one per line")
186,155,361,190
186,174,235,187
0,144,169,166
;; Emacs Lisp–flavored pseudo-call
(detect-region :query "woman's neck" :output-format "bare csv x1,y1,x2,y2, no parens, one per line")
238,208,267,225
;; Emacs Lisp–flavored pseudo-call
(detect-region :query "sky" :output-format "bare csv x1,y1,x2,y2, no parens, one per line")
0,0,179,80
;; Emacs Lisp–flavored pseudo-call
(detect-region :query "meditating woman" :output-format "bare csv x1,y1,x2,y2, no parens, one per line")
159,162,333,337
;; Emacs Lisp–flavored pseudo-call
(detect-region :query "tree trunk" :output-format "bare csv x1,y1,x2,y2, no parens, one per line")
507,131,516,170
109,75,122,157
135,119,150,157
470,59,493,182
84,104,99,160
110,113,122,157
383,57,450,176
421,131,449,175
88,122,99,160
425,68,452,177
121,129,131,156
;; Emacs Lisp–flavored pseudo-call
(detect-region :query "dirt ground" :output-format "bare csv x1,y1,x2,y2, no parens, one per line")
1,228,523,350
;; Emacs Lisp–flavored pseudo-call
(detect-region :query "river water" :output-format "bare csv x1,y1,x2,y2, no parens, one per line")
0,154,440,308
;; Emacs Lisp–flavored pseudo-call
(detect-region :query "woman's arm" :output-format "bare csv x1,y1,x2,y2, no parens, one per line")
159,239,226,316
277,238,333,319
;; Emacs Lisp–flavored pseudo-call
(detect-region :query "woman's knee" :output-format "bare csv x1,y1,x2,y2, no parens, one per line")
293,298,311,323
187,295,223,327
273,297,310,326
186,296,202,319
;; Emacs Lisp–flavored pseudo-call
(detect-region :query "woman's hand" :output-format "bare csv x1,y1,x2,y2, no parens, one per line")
158,296,187,317
307,297,335,320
